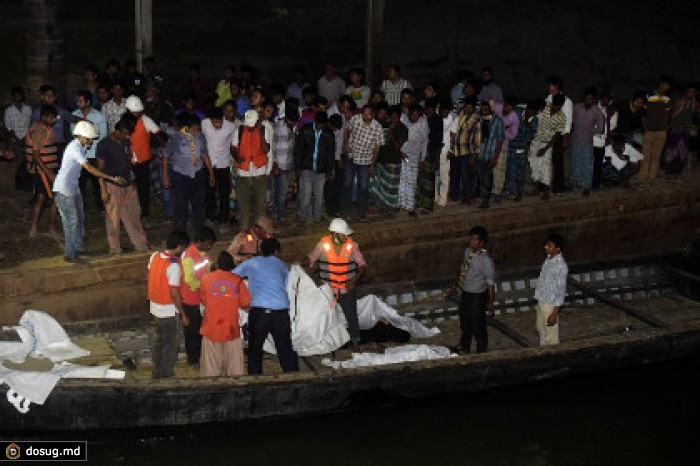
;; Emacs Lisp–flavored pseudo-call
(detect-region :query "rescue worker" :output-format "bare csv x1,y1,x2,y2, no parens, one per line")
125,95,166,220
53,121,128,262
227,215,274,266
180,226,217,367
148,230,190,379
233,109,273,230
199,251,251,377
307,218,367,346
233,237,299,375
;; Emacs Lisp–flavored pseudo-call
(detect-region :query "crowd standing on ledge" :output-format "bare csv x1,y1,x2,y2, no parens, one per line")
3,60,699,254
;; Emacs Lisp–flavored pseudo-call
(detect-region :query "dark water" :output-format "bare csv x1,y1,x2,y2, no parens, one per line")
19,357,700,465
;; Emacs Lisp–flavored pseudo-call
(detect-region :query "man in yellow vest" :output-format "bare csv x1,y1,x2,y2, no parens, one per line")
307,218,367,346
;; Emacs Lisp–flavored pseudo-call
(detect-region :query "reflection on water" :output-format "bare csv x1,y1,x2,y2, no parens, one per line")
33,357,700,465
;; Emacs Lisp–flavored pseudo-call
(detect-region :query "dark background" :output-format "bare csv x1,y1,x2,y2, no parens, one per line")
2,0,700,107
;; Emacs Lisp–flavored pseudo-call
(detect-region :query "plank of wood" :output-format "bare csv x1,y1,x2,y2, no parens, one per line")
567,278,667,328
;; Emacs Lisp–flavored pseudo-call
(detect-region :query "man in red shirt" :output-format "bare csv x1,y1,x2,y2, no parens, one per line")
199,251,251,376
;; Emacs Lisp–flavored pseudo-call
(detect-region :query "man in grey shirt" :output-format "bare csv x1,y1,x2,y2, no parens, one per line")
448,226,496,353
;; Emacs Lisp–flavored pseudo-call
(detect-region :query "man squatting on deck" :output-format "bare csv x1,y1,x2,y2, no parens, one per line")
534,233,568,346
448,226,496,353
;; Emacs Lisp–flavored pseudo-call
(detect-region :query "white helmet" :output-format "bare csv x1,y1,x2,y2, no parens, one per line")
125,95,144,112
73,121,98,139
329,218,353,235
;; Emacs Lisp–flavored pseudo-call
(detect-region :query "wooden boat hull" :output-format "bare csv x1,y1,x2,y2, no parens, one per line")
3,321,700,432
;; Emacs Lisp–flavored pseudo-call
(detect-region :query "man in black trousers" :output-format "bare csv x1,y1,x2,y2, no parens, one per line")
447,226,496,353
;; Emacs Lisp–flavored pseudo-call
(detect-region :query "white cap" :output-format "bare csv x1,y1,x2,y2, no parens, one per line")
125,95,144,112
243,110,259,127
73,121,98,139
329,218,353,235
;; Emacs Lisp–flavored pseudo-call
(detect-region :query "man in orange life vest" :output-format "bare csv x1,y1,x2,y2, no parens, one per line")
148,230,191,379
199,251,251,377
125,95,166,219
25,105,59,238
232,109,272,231
227,215,274,266
307,218,367,345
180,226,217,367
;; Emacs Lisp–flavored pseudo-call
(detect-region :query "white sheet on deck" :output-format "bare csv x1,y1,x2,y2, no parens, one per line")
321,344,455,369
263,266,440,356
0,310,125,414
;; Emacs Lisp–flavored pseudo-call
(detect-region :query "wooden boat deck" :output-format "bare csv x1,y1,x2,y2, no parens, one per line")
68,293,700,381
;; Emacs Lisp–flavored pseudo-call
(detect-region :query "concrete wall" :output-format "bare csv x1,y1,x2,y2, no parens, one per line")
1,182,698,324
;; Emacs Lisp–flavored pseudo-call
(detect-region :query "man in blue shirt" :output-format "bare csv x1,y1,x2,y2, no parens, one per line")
233,237,299,375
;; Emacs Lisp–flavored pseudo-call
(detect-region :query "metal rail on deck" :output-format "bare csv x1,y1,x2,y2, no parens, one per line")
567,278,667,328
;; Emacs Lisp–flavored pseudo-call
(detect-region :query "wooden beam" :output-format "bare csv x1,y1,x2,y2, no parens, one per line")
567,278,667,329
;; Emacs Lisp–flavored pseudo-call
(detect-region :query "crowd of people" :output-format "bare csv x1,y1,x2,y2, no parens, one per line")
3,59,698,263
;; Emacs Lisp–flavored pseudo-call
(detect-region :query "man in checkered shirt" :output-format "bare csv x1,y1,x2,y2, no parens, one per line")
342,105,383,219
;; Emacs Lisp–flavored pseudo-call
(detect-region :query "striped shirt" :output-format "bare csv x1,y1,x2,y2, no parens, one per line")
534,253,568,307
479,115,506,162
451,112,481,157
380,78,412,106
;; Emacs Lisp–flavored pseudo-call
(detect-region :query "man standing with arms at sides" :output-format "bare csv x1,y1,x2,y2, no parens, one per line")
642,75,673,182
202,107,236,233
199,251,251,377
570,88,605,196
148,230,190,379
534,233,568,347
4,86,32,161
342,105,383,219
26,105,59,239
447,226,495,354
307,218,367,347
544,76,573,196
233,110,272,231
317,62,346,106
234,237,299,375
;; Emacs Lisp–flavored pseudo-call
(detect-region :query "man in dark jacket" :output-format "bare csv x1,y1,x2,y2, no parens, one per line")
294,111,336,223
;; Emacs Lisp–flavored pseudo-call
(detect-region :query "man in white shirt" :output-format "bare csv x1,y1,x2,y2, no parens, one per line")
101,82,127,133
436,98,457,207
317,62,346,105
202,107,236,233
4,86,32,158
603,134,643,187
72,89,108,212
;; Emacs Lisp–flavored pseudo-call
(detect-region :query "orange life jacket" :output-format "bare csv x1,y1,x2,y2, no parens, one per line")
25,123,58,173
180,244,209,306
236,126,268,171
131,117,152,163
318,235,356,290
148,251,180,305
